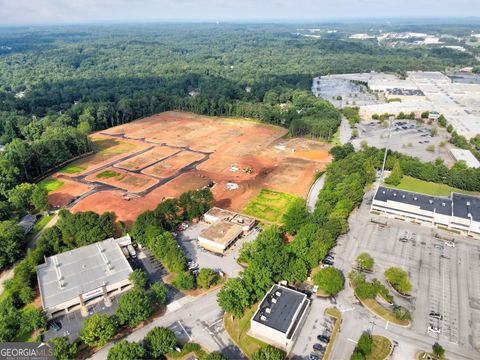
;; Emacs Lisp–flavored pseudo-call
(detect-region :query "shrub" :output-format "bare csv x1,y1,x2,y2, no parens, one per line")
196,268,220,289
355,282,377,300
384,267,412,294
129,269,149,290
356,252,374,271
348,271,366,288
313,267,344,296
172,272,195,290
150,282,169,304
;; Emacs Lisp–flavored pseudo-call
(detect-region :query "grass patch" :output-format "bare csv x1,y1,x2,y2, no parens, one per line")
59,165,86,174
390,176,480,197
323,307,342,360
167,342,208,360
31,215,53,236
243,189,300,223
96,170,121,179
367,335,392,360
362,298,410,326
224,305,266,357
330,127,341,146
38,178,64,193
92,138,135,155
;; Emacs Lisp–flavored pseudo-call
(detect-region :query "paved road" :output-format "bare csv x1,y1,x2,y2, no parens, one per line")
339,117,352,145
307,173,326,213
89,290,244,360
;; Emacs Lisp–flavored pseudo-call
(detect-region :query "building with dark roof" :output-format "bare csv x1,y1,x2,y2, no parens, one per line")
371,186,480,238
250,284,310,353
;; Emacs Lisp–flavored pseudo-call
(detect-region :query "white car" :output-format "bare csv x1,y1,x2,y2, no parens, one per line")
428,325,441,334
444,241,455,248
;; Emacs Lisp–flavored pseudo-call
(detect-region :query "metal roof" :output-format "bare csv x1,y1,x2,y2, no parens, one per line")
37,235,133,309
252,285,307,334
374,186,452,216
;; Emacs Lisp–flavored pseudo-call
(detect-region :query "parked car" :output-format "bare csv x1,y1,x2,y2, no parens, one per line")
428,325,441,334
429,312,443,320
325,255,334,261
313,343,325,352
444,241,455,247
433,244,444,250
48,320,62,332
317,335,330,343
309,354,321,360
127,244,137,259
322,259,334,266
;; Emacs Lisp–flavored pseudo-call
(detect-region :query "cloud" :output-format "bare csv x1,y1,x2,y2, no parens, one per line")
0,0,478,25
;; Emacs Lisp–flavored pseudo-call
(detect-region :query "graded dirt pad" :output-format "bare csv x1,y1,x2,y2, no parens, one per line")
86,167,158,193
142,151,205,179
63,111,332,225
48,177,94,207
115,146,180,171
64,136,147,176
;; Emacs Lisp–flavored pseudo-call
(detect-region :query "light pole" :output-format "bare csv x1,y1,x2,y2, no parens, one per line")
380,115,395,181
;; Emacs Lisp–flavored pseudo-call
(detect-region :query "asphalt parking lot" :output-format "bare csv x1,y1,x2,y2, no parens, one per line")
43,296,120,343
336,192,480,355
352,120,455,165
175,222,259,278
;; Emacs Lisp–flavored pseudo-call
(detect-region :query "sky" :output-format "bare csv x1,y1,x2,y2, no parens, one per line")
0,0,479,25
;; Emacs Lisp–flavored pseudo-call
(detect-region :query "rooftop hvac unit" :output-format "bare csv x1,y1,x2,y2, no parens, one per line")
272,298,277,304
467,201,471,206
382,190,386,194
275,290,282,297
260,315,267,322
442,202,446,206
402,195,406,198
393,193,397,197
429,200,433,204
414,197,418,201
266,308,271,314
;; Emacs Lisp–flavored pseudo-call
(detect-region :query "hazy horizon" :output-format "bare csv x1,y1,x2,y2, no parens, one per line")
1,0,480,26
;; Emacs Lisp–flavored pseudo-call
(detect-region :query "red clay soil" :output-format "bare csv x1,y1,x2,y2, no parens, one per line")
85,167,158,193
141,151,205,179
48,178,94,207
66,111,333,224
115,146,180,171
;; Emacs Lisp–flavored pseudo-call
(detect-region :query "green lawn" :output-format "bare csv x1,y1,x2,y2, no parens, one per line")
224,305,266,357
59,165,86,174
243,189,301,223
390,176,480,197
330,127,341,146
32,215,53,236
38,178,64,192
96,170,121,179
362,298,410,326
367,335,392,360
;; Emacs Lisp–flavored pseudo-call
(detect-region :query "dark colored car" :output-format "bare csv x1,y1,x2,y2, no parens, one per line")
322,259,334,266
48,320,62,332
309,354,321,360
429,311,443,320
317,335,330,343
313,343,325,352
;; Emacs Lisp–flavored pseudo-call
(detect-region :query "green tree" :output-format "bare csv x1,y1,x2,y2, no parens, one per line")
107,340,145,360
217,278,251,318
0,220,26,270
431,127,438,137
350,351,365,360
282,198,309,234
7,183,35,211
115,290,152,328
356,332,372,356
313,267,344,296
251,345,286,360
0,159,19,197
205,352,228,360
385,158,403,186
172,272,195,290
150,282,168,304
356,252,374,271
197,268,220,289
128,269,149,290
143,327,177,358
432,342,445,358
384,267,412,294
20,307,47,334
31,186,49,212
355,282,377,300
0,297,20,342
49,337,77,360
80,314,117,347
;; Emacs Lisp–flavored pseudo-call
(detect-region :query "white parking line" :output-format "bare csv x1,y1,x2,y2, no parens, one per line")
347,338,358,344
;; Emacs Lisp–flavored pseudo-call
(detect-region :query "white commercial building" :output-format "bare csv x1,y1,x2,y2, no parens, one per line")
371,186,480,238
450,149,480,168
37,235,134,318
250,284,311,354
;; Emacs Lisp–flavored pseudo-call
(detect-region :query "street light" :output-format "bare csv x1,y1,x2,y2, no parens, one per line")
380,115,395,180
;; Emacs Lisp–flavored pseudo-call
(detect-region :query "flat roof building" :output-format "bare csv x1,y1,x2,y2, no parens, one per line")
450,149,480,168
250,284,311,353
371,186,480,238
203,207,255,231
37,235,134,318
198,220,243,254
